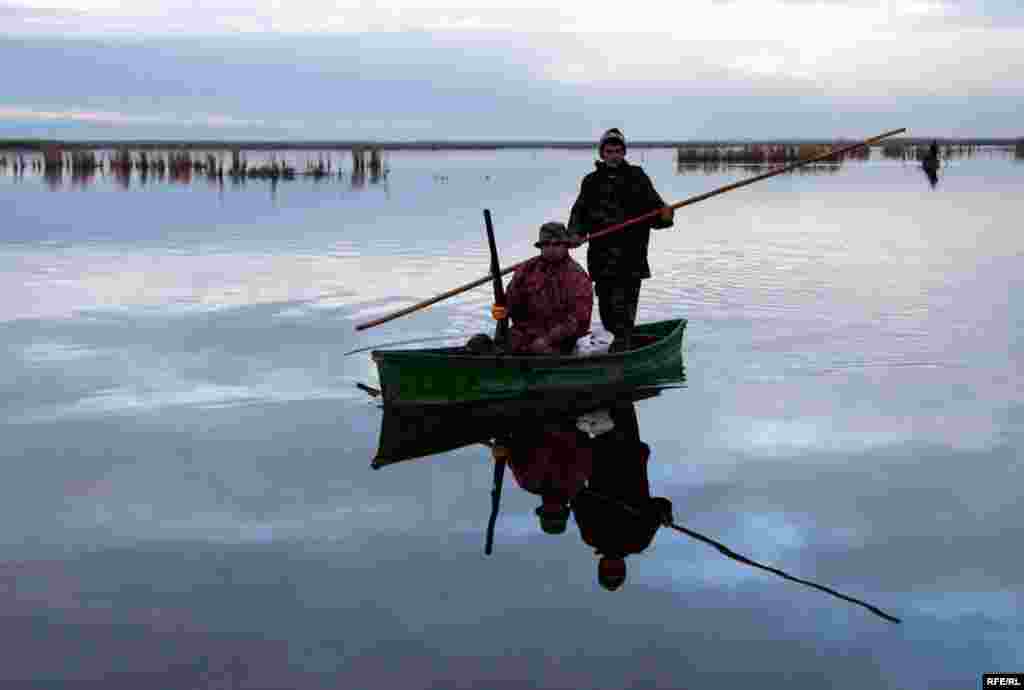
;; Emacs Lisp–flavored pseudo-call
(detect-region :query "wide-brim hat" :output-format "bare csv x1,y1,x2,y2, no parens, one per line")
534,221,571,249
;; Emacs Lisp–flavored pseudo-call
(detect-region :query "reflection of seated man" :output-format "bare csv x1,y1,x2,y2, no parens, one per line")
571,401,673,591
508,420,595,535
484,222,593,355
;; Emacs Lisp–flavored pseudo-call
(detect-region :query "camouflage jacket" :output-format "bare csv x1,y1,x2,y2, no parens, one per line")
505,255,593,352
568,160,673,281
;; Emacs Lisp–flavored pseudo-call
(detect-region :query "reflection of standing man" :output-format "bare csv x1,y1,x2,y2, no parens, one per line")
569,128,675,352
571,401,673,591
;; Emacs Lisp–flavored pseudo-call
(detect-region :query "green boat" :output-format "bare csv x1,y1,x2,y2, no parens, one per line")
370,318,686,406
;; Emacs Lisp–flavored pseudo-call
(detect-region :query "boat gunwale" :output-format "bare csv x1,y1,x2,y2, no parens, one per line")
369,318,686,365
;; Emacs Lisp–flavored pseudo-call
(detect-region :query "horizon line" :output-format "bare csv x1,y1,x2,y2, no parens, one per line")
1,136,1020,152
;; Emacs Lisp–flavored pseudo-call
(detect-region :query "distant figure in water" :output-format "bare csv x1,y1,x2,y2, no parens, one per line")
922,140,940,188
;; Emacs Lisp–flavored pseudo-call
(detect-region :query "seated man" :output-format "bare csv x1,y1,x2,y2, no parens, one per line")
491,222,593,355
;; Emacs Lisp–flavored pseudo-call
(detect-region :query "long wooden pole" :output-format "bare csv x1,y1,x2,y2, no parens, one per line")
354,127,906,331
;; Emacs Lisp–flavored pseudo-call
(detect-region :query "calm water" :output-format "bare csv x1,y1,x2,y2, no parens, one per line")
2,148,1021,688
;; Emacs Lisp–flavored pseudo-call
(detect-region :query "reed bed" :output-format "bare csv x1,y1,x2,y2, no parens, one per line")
675,160,843,175
880,141,980,160
350,147,388,186
304,155,333,178
6,146,389,186
675,142,868,166
0,154,29,175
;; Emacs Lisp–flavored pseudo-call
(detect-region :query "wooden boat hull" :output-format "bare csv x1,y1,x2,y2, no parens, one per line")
372,383,677,468
371,318,686,406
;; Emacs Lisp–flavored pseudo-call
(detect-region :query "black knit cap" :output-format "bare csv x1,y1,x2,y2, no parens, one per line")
599,128,626,154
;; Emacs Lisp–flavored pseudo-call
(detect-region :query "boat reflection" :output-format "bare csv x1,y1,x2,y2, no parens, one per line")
371,360,685,591
371,358,685,469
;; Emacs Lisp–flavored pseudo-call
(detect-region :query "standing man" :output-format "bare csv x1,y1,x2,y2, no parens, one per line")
568,128,675,352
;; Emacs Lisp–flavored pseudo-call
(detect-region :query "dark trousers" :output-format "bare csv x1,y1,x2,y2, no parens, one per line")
595,280,641,347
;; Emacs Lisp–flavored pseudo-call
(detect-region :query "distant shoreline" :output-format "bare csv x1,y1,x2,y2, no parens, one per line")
0,137,1019,152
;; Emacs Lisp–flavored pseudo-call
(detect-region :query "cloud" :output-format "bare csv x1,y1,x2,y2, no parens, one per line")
0,0,1008,40
1,14,1022,139
1,1,576,34
0,106,261,128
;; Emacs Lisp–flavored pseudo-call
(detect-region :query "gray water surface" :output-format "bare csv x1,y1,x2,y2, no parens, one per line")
2,149,1021,688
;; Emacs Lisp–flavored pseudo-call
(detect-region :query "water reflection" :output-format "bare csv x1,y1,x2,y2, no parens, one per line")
371,356,685,587
369,374,901,622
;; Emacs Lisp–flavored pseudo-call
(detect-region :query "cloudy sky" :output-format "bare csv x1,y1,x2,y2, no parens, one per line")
2,0,1022,139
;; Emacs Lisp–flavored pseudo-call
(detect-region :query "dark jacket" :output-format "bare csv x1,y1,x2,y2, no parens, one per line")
571,402,672,558
568,161,673,281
